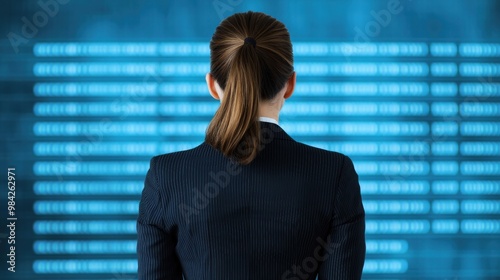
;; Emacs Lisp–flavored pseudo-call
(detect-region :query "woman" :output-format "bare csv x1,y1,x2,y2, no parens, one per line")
137,11,365,280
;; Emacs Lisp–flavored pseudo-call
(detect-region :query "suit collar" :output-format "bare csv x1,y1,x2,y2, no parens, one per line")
259,121,295,142
201,121,294,144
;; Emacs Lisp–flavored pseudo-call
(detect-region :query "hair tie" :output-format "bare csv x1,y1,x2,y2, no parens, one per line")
244,37,256,47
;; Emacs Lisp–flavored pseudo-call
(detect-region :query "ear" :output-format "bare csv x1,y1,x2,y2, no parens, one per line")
283,71,296,99
206,73,220,100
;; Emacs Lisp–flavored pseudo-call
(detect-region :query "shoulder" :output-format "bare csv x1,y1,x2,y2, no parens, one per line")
290,140,348,162
149,143,208,169
270,139,351,176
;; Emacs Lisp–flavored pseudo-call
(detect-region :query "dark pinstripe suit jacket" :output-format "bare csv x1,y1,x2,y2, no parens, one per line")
137,121,365,280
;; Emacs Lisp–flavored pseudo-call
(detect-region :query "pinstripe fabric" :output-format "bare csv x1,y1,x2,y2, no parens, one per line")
137,121,365,280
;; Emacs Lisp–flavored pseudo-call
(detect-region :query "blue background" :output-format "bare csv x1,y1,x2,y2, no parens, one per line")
1,0,499,279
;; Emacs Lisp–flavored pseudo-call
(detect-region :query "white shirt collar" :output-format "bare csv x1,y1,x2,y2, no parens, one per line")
258,116,279,126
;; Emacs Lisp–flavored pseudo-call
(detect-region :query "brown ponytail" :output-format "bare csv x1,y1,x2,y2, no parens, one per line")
205,11,294,164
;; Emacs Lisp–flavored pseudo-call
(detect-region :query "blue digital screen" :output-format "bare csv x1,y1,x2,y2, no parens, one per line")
1,0,499,279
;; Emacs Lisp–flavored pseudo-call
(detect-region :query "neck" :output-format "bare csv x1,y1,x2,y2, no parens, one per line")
258,101,282,122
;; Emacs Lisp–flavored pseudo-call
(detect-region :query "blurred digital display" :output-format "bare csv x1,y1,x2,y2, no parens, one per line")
1,0,499,279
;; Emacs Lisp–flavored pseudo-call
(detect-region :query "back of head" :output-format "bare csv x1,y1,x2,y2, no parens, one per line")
205,11,294,165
